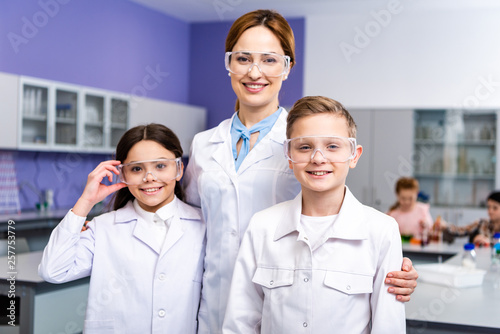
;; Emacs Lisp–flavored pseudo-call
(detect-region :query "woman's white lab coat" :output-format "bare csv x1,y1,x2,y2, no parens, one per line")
183,108,301,334
38,199,206,334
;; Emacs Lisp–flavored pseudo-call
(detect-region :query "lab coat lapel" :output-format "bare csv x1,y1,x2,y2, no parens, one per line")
132,217,162,254
210,115,238,185
330,187,369,240
160,216,184,257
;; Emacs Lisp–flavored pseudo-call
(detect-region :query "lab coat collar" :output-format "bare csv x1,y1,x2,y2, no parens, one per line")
114,199,202,255
273,186,368,242
208,108,287,144
114,198,201,223
208,108,288,177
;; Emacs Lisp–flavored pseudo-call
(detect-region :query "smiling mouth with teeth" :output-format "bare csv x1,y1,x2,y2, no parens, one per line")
308,171,331,176
142,187,162,193
244,83,267,89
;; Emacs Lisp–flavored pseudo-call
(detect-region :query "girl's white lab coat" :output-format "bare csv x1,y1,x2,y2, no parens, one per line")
223,188,406,334
38,199,206,334
183,108,301,334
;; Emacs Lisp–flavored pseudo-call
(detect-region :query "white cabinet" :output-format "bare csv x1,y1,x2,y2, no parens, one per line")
0,72,19,149
347,109,414,212
17,76,129,153
129,97,207,157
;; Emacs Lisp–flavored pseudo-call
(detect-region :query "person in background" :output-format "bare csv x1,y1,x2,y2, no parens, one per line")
387,177,433,242
184,9,417,334
435,191,500,246
223,96,405,333
39,124,205,334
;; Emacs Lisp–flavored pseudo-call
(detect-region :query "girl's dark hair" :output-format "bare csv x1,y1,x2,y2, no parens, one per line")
112,123,184,210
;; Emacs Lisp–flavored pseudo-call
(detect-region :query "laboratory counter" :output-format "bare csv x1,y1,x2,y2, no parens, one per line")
405,243,500,333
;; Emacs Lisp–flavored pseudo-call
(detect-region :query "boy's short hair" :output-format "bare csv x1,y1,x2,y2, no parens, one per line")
286,96,357,139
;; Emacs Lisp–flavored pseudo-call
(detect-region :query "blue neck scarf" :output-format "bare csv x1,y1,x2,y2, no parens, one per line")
231,107,282,171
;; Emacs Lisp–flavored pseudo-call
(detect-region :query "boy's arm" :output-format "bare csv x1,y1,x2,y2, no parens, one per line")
38,210,94,283
371,221,406,333
222,225,264,333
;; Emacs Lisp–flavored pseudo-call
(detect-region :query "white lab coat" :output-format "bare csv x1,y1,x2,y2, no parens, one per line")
38,198,206,334
223,188,406,334
183,108,301,334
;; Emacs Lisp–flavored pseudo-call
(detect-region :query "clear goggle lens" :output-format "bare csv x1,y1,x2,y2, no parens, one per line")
284,136,357,163
116,158,182,185
225,51,290,77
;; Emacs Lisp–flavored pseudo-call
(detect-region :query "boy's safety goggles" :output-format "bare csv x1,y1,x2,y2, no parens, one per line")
284,136,357,163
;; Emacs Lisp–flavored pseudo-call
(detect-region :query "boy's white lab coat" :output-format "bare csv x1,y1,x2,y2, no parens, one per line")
183,108,301,334
223,188,406,334
38,199,206,334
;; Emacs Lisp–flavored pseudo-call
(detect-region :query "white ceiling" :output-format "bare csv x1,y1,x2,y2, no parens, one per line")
128,0,500,22
127,0,395,22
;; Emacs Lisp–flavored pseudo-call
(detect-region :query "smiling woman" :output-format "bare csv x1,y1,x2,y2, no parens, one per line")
183,9,418,334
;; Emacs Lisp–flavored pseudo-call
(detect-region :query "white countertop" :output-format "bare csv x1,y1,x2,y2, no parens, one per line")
0,209,69,223
406,247,500,329
0,250,45,283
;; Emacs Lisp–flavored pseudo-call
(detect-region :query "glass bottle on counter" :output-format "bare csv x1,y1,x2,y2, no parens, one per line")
462,243,477,269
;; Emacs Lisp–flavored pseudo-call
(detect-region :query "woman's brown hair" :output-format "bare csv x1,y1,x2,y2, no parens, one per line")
225,9,296,111
112,123,184,210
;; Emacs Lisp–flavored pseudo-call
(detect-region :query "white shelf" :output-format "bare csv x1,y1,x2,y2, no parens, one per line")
414,109,498,208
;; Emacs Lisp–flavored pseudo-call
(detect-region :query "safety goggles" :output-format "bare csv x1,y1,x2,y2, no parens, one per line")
116,158,182,185
284,136,357,163
225,51,290,77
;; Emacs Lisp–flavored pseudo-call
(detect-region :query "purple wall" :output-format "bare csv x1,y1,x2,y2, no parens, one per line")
1,0,190,103
0,0,192,211
12,150,110,211
0,2,306,211
189,18,305,129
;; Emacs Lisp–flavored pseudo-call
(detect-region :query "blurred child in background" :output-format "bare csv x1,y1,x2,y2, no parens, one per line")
388,177,433,243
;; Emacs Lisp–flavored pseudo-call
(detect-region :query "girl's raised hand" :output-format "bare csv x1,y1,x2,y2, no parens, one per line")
72,160,127,217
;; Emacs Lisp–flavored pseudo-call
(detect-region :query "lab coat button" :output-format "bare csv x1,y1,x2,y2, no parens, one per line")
346,285,351,290
158,273,166,280
269,280,274,285
158,309,166,317
303,277,309,283
303,322,308,327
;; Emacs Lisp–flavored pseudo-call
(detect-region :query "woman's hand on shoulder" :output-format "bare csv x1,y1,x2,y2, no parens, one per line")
73,160,126,217
385,257,418,302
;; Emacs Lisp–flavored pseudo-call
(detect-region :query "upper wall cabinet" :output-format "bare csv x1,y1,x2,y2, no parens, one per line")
414,109,499,208
17,76,129,153
0,72,207,156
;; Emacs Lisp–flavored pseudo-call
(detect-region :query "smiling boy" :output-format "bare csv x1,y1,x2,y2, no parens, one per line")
222,96,406,333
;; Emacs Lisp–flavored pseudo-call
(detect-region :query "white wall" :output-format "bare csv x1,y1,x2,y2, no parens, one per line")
304,1,500,109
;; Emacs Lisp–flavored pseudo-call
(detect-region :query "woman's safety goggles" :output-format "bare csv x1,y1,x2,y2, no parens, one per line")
284,136,357,163
116,158,182,185
225,51,290,78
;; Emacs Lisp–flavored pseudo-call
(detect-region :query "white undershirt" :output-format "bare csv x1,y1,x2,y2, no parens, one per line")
133,198,176,249
300,214,337,251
